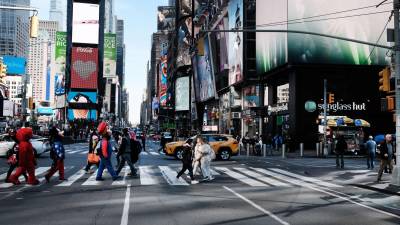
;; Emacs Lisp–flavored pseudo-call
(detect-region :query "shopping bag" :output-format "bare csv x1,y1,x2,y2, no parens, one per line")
87,153,100,164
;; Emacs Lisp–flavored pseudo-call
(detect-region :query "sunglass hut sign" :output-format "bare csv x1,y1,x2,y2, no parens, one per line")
317,102,366,112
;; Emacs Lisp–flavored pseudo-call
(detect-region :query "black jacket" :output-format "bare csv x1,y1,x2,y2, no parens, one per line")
379,142,394,159
130,140,142,163
181,145,193,165
335,138,347,154
118,135,131,155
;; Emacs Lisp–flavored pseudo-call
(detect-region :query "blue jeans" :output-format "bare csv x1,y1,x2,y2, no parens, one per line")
367,151,375,169
96,157,117,179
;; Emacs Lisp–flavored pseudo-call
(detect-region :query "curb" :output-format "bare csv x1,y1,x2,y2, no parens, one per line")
351,184,400,196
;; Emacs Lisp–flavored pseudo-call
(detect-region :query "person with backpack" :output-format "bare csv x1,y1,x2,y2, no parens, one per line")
9,127,39,185
45,126,67,182
84,130,100,173
116,128,137,177
96,122,120,181
176,139,198,184
5,129,28,183
129,131,142,168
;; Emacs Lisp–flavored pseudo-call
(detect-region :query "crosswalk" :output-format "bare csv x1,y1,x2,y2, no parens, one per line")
0,164,343,190
63,148,162,156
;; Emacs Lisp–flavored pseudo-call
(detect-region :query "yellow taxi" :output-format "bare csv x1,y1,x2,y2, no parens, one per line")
165,134,239,161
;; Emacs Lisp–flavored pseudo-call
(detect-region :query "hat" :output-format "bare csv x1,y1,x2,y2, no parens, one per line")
97,122,108,135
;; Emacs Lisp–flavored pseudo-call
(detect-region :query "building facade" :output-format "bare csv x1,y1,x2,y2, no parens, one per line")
0,0,30,58
49,0,66,31
4,75,23,115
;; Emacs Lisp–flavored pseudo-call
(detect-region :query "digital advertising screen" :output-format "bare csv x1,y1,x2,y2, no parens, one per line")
2,56,26,75
177,17,192,67
68,109,97,121
228,0,243,85
157,6,175,32
70,47,98,89
67,91,97,104
175,76,190,111
72,2,99,44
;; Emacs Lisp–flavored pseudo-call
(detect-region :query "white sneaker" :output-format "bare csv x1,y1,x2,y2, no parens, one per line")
208,176,215,181
191,180,199,184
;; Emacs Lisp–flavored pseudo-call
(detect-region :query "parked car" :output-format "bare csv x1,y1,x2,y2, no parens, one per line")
165,134,239,161
0,134,52,157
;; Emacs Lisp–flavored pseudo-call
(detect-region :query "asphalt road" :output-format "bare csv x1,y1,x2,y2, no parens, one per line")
0,141,399,225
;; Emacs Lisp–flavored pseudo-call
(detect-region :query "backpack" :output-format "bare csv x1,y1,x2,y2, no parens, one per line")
130,140,141,163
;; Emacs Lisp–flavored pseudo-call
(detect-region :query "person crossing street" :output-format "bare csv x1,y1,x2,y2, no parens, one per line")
45,126,67,182
116,128,137,177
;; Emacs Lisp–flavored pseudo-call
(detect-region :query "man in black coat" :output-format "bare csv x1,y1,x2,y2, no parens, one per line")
176,139,198,184
116,128,137,177
335,135,347,169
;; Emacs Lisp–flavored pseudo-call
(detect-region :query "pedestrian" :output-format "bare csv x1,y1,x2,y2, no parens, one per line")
9,127,39,185
377,134,395,182
84,130,100,173
129,131,142,168
5,129,28,183
96,122,120,181
45,126,66,182
159,133,166,153
116,128,137,177
193,135,215,181
335,135,347,169
141,131,146,151
176,139,198,184
365,136,377,170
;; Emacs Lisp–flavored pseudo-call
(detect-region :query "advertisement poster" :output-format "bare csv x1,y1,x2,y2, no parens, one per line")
243,86,260,108
256,0,391,74
157,6,175,32
217,18,229,72
55,94,66,109
68,109,97,121
103,33,117,78
177,18,192,67
55,32,67,95
2,56,26,75
193,35,217,102
159,42,169,107
256,0,288,74
228,0,243,85
175,76,190,111
72,2,99,44
71,47,98,89
67,91,97,104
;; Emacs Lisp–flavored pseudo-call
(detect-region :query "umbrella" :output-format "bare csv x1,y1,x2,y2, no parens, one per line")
344,117,354,124
327,119,337,127
336,117,345,126
374,134,385,143
354,119,370,127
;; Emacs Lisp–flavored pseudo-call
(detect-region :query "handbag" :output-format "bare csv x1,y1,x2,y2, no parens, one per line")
7,154,17,165
87,152,100,164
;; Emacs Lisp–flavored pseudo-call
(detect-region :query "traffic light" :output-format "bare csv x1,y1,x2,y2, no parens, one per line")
387,95,395,111
379,67,390,92
328,93,335,104
30,15,39,38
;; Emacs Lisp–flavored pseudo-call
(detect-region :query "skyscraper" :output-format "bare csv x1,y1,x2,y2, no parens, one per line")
0,0,30,58
104,0,115,32
27,21,58,103
49,0,66,31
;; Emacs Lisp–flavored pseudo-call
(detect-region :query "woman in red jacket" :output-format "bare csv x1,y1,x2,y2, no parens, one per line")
9,128,39,185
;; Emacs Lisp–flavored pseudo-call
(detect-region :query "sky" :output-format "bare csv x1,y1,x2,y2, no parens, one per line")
30,0,168,125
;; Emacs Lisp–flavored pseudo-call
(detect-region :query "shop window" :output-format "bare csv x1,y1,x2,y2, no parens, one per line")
277,84,289,104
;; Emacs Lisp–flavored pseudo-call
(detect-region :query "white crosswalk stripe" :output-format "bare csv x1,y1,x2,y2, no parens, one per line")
0,167,50,188
215,167,268,187
112,166,129,186
269,168,342,188
67,150,81,154
139,166,160,185
140,152,149,156
82,169,101,186
233,167,291,187
149,152,159,156
159,166,188,186
57,168,86,187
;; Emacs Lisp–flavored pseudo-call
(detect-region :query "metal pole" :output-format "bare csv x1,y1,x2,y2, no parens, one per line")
300,143,304,157
392,0,400,186
323,79,328,157
316,142,320,157
263,144,267,157
246,143,250,157
282,144,286,159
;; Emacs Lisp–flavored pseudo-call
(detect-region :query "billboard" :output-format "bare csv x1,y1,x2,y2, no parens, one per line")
68,91,97,104
217,18,229,72
193,35,217,102
177,18,192,67
68,109,97,121
157,6,175,32
2,56,26,75
256,0,392,74
243,86,260,108
55,32,67,95
175,76,190,111
228,0,243,85
55,94,66,108
72,2,99,44
159,41,169,108
71,47,98,89
103,33,117,78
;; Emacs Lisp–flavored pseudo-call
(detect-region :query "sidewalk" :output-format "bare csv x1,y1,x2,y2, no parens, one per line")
236,151,400,196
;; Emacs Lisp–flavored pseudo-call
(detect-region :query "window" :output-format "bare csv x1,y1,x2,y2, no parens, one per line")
208,136,228,142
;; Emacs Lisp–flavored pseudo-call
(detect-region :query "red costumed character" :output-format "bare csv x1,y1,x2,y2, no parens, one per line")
9,128,39,185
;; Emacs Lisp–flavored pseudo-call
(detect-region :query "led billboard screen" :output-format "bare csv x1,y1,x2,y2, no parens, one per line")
2,56,26,75
157,6,175,32
72,2,99,44
71,47,98,89
228,0,243,85
175,76,190,111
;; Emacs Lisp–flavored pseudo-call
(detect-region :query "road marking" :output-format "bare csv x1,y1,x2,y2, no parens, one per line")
82,169,101,186
159,166,189,186
140,152,149,156
233,168,290,187
79,151,88,155
214,167,268,187
120,184,131,225
251,167,400,220
270,168,342,188
139,166,159,185
223,186,290,225
67,150,81,154
57,168,86,187
150,152,159,156
113,166,128,186
210,168,221,176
